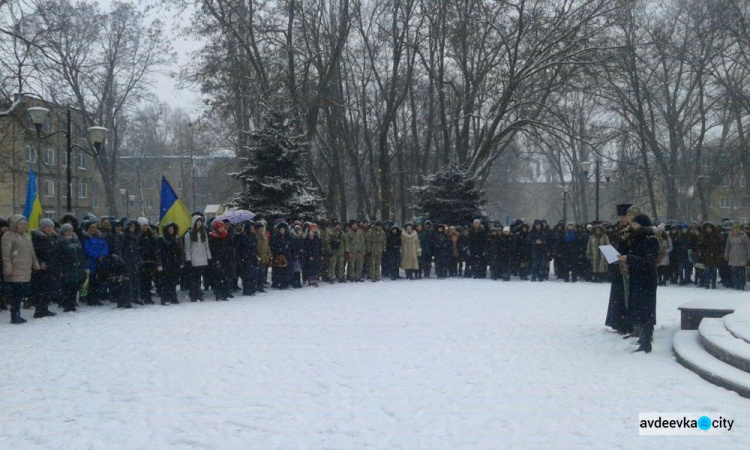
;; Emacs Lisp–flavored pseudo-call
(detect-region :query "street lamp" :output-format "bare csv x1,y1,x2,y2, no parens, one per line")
119,188,135,217
579,158,611,222
27,106,107,213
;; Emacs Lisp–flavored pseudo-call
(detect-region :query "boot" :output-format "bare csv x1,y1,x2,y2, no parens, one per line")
11,312,27,324
633,342,652,353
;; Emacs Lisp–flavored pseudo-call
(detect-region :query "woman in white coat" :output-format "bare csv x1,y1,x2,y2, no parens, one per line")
400,224,421,280
184,215,211,301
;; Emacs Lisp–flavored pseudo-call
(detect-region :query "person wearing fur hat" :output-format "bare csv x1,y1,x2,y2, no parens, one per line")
158,223,183,305
558,223,579,282
367,221,386,282
617,214,659,353
385,225,402,280
114,220,141,305
58,223,87,312
2,215,40,323
288,224,305,288
30,218,62,318
270,221,292,289
514,223,531,280
304,223,323,286
468,219,488,279
400,223,421,280
724,224,750,290
487,227,502,280
698,222,723,289
233,221,259,296
528,220,548,282
184,215,211,301
432,224,452,279
208,220,233,300
137,217,160,304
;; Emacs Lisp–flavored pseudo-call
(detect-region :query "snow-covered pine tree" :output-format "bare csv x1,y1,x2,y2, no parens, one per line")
412,165,486,225
231,109,323,220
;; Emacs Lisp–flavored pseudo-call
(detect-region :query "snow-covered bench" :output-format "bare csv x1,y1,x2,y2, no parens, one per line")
678,299,747,330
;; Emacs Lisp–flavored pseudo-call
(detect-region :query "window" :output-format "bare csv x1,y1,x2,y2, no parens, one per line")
43,179,55,197
61,151,69,168
741,176,747,188
144,197,153,208
77,180,88,199
43,211,55,220
92,197,99,209
43,148,55,166
720,197,731,209
177,180,183,190
77,123,86,139
26,145,37,163
44,115,52,132
77,153,87,170
721,175,731,187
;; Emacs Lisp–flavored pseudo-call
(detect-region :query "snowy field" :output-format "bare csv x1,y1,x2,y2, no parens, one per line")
1,278,748,449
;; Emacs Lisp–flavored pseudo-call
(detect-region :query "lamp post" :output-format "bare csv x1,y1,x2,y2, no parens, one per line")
562,185,569,224
27,106,107,213
119,188,136,217
579,158,613,222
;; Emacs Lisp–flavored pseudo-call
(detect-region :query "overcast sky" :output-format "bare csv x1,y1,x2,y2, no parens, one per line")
101,1,204,113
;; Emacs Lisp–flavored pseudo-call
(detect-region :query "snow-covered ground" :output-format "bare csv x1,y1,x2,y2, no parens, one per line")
1,278,748,449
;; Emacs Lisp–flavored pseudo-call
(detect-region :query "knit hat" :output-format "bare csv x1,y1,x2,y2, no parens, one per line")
586,224,593,230
503,226,511,233
626,205,642,217
212,220,224,231
0,218,8,228
60,223,74,234
309,223,318,230
657,223,665,232
633,214,653,228
137,217,149,226
473,219,481,225
40,218,55,229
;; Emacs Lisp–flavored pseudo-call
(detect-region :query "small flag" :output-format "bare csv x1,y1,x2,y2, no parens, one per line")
22,168,43,231
159,176,191,235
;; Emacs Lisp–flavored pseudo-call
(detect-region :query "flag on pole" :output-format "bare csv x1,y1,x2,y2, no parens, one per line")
159,176,191,235
22,168,43,231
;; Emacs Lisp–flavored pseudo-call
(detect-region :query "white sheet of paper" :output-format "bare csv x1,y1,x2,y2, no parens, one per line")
599,245,621,264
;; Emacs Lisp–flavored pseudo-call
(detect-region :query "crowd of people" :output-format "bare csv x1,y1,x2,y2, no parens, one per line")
1,206,748,336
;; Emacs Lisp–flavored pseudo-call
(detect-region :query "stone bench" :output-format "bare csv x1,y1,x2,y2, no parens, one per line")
678,299,747,330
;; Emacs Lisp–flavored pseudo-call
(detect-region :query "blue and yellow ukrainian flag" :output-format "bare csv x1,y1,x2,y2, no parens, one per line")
159,176,191,235
22,168,43,231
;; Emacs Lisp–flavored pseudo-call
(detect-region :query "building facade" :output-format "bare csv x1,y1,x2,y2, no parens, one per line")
0,94,108,219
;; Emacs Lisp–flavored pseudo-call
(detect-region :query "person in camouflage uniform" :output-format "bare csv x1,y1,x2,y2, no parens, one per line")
367,221,387,281
345,221,366,281
327,220,346,283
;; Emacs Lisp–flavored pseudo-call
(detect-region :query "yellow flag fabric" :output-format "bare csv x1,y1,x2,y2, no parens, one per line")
159,176,192,236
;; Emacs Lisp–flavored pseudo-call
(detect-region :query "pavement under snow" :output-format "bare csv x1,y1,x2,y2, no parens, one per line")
1,278,748,449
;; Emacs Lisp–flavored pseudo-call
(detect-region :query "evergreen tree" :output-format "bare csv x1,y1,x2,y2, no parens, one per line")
231,110,323,220
412,165,486,225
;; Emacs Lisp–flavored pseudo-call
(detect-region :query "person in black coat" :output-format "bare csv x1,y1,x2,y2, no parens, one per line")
137,219,160,304
432,224,452,279
114,220,143,305
618,214,659,353
304,224,323,286
208,220,233,300
467,220,488,278
289,225,305,288
384,226,402,280
497,227,513,281
97,254,131,308
514,224,531,280
559,223,579,282
528,220,548,282
487,228,502,280
270,222,292,289
234,221,259,295
31,218,62,318
158,223,183,305
418,221,435,278
58,223,87,312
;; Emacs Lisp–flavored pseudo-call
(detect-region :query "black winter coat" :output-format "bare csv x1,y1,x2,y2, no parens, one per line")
159,230,183,277
234,230,258,267
627,229,659,326
59,235,87,286
385,229,401,265
139,229,161,266
115,228,142,270
32,230,63,299
514,231,531,265
304,234,323,272
208,231,234,270
468,227,488,259
432,232,453,262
